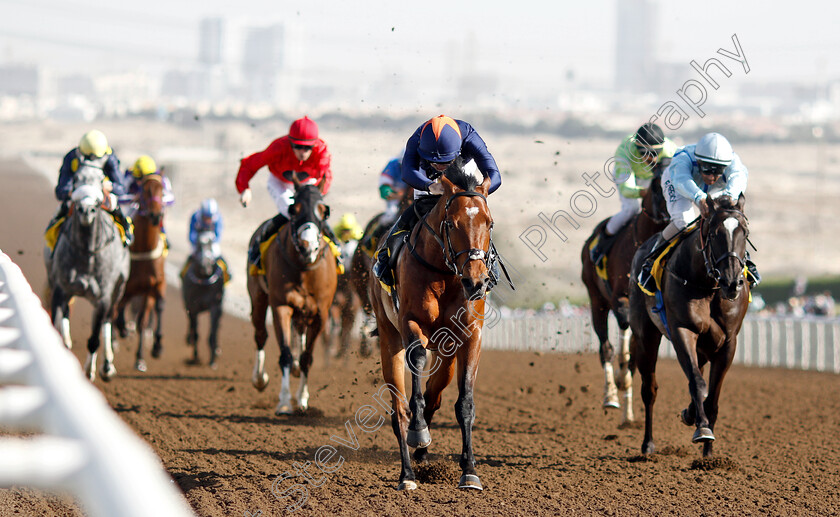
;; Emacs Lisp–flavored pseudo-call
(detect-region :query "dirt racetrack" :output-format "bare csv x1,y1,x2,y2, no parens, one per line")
2,160,840,516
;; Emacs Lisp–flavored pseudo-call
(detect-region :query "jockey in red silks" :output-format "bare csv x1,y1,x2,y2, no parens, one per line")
235,116,339,264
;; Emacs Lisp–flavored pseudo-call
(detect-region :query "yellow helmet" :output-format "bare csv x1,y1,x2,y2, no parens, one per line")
131,155,157,178
78,130,110,158
335,213,363,240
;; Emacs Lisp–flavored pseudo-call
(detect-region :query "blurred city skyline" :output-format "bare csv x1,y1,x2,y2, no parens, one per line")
1,0,839,124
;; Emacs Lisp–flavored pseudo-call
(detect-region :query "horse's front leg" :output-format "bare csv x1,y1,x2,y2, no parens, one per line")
208,304,222,369
700,337,737,457
377,321,414,490
84,301,108,382
151,292,164,359
589,296,619,409
51,286,72,349
617,326,635,424
133,295,150,372
454,333,483,490
273,305,295,415
404,321,432,449
414,352,456,465
672,327,714,445
296,314,324,412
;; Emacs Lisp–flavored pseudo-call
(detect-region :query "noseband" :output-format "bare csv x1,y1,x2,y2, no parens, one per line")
700,209,748,286
414,191,492,277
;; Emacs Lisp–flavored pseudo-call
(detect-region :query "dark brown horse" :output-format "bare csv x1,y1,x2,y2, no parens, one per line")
327,254,372,362
370,163,493,491
247,177,337,415
580,175,667,422
629,194,750,457
344,187,415,359
115,174,167,372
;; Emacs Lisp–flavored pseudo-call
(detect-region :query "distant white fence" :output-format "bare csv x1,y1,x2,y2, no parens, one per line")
482,312,840,374
0,251,195,517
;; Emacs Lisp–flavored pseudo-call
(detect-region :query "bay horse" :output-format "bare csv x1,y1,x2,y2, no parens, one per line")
327,240,372,362
369,162,493,491
45,165,129,381
580,174,667,422
115,173,167,373
247,175,337,415
181,231,225,368
628,194,750,457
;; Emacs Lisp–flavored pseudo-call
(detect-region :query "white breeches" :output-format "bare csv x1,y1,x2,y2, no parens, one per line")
267,174,318,218
606,195,641,235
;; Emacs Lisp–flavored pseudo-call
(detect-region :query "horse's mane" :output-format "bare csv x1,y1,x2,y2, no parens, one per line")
443,158,480,192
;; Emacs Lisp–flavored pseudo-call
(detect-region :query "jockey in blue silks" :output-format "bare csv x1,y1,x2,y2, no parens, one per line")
373,115,501,290
186,198,231,281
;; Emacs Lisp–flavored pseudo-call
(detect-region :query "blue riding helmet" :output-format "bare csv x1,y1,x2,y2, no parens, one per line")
200,198,219,219
417,115,462,163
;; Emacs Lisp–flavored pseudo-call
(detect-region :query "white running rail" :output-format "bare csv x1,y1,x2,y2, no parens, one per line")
0,251,194,517
483,312,840,374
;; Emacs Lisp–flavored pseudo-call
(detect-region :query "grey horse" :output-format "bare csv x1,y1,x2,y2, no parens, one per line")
181,231,225,368
45,165,130,381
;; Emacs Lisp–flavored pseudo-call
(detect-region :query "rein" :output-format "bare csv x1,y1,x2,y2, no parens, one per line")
699,208,748,287
409,191,492,277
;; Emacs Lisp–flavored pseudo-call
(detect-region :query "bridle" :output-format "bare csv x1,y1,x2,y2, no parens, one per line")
699,208,749,286
411,191,493,277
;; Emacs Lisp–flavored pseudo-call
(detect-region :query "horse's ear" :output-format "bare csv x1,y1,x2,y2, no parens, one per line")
288,202,300,217
707,195,717,212
283,170,302,189
440,175,456,195
320,203,330,220
477,175,491,195
737,193,746,210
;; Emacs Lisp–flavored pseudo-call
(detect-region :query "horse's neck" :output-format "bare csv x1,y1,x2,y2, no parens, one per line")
670,232,713,287
134,215,161,251
411,204,449,270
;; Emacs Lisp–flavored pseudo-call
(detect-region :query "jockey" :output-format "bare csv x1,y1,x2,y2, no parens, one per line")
378,148,408,227
637,132,760,292
46,130,133,247
589,123,677,263
235,116,341,265
333,212,364,270
120,155,175,218
188,198,231,280
373,115,501,289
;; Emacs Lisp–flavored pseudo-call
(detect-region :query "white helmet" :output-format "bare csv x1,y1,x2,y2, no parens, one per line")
695,133,733,166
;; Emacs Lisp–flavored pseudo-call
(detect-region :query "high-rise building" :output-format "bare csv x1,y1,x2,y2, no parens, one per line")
199,18,223,66
615,0,657,93
242,24,285,102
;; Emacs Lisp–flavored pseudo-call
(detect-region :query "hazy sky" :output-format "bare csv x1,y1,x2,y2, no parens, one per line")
1,0,837,89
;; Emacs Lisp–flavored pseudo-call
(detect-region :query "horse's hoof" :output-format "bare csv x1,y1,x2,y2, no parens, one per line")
100,363,116,382
397,480,418,491
642,441,655,455
275,403,293,416
680,408,695,426
209,358,218,370
407,427,432,449
252,373,269,391
135,359,147,372
151,344,163,359
458,474,483,490
692,427,715,443
118,328,128,339
603,398,620,409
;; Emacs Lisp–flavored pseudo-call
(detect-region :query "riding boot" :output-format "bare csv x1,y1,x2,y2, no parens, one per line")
373,207,415,289
637,233,667,294
589,225,617,264
745,251,761,287
248,213,289,265
218,256,232,283
46,200,71,231
111,206,133,246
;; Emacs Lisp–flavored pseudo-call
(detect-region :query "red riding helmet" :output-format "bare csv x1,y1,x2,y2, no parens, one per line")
289,116,319,145
418,115,462,163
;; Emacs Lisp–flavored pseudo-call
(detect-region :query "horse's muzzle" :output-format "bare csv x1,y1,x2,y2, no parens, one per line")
461,276,489,300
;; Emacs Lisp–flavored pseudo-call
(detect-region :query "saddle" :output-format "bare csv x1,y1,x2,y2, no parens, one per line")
248,230,344,277
44,211,132,252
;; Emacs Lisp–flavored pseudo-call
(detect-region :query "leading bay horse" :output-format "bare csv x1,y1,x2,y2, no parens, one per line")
580,174,667,422
370,162,494,491
115,173,167,372
248,175,337,415
629,194,750,457
46,164,129,381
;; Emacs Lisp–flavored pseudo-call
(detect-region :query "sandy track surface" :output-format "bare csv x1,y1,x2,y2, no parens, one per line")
1,160,839,516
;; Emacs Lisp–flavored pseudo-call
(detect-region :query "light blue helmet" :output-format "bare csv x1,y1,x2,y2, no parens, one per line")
695,133,733,166
199,198,218,219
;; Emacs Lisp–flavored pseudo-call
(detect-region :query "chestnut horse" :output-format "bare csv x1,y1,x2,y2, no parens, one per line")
115,174,167,373
370,163,494,491
580,174,667,422
247,177,337,415
628,194,750,457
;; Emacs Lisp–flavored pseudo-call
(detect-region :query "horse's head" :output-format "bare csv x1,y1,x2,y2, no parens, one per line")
138,174,164,226
288,181,330,265
71,184,104,227
194,231,218,277
73,163,105,191
701,194,749,300
438,162,493,300
642,172,668,224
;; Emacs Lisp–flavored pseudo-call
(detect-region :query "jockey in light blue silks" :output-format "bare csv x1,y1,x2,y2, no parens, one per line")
637,132,760,292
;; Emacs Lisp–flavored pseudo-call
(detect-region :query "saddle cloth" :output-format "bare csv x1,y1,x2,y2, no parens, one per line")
249,232,344,277
44,213,132,252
